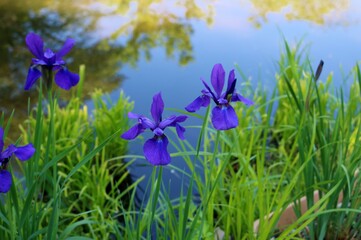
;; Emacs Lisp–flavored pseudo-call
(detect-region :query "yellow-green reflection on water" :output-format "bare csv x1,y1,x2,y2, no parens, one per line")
0,0,213,91
0,0,213,138
0,0,355,140
248,0,349,27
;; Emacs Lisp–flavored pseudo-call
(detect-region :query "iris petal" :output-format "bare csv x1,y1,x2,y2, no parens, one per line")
140,117,156,129
211,105,238,130
55,69,79,90
211,64,225,98
153,127,164,136
68,71,80,86
185,95,210,112
128,112,142,119
13,144,35,161
151,92,164,124
24,67,42,90
44,49,57,65
175,124,186,140
143,135,171,166
127,113,156,129
33,58,47,66
232,93,254,106
0,170,12,193
227,69,235,91
1,145,17,159
173,115,188,123
56,38,75,60
202,80,218,102
54,69,72,90
159,116,177,129
121,124,145,140
159,115,187,129
226,72,237,97
25,33,44,59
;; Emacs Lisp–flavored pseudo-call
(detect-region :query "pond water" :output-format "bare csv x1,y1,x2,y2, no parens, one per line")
1,0,361,199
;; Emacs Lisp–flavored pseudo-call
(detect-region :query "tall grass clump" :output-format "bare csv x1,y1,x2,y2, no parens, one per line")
273,41,361,240
19,86,136,238
2,31,361,240
109,43,361,239
211,40,361,239
0,32,137,239
114,64,256,239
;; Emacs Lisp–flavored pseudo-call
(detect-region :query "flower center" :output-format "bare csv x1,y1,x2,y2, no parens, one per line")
217,98,228,105
153,127,164,136
44,48,56,65
0,158,10,170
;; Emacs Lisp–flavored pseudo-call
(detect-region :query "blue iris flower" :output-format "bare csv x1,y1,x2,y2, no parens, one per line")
24,32,79,90
185,63,253,130
0,127,35,193
121,92,187,166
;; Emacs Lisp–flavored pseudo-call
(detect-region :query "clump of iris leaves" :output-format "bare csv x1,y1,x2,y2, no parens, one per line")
1,32,361,240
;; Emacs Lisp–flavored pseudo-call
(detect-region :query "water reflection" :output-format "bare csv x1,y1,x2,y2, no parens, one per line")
0,0,213,137
248,0,349,27
0,0,355,137
0,0,213,104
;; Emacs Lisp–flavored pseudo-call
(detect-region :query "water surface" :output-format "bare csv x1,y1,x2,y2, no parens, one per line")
1,0,360,198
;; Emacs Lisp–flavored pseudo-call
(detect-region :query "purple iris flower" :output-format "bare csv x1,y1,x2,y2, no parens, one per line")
121,92,187,166
185,63,253,130
24,32,79,90
0,127,35,193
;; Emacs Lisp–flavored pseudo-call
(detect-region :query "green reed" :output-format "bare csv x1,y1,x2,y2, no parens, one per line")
2,39,361,240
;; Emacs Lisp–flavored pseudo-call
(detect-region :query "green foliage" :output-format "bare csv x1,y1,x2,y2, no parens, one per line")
113,42,361,239
212,41,361,239
3,40,361,240
15,89,134,238
92,89,132,159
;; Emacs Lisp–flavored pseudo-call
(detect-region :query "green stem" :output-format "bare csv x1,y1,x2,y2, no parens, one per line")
41,67,53,91
207,130,221,232
147,166,163,239
46,87,59,240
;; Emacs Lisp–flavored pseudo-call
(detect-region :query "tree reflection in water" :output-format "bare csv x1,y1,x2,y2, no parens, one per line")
0,0,349,137
248,0,349,27
0,0,213,136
